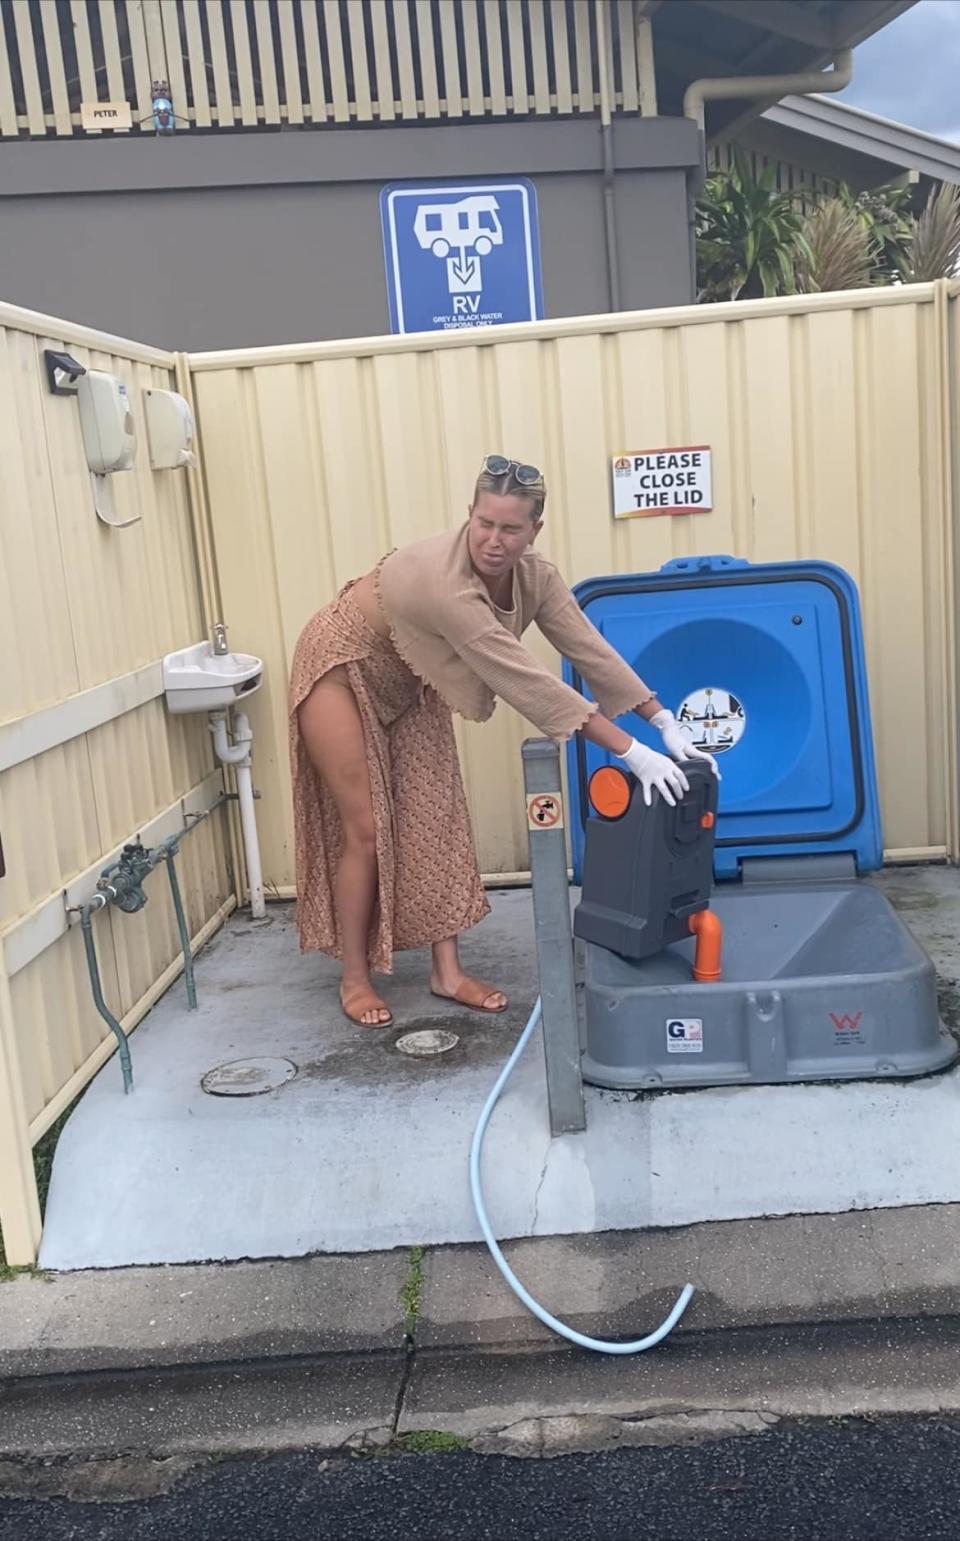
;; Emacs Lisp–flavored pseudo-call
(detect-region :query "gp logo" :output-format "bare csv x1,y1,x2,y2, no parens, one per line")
666,1018,703,1054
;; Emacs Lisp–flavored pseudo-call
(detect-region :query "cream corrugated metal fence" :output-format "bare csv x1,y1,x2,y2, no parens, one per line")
0,302,234,1265
0,0,644,138
188,283,960,893
4,282,959,1266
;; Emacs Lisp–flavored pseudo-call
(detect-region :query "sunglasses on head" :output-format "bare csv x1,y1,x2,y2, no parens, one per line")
482,454,543,486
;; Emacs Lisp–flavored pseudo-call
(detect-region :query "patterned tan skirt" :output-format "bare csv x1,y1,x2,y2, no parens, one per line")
288,585,490,973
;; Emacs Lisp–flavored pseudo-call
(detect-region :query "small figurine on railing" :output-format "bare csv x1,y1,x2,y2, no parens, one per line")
140,80,188,135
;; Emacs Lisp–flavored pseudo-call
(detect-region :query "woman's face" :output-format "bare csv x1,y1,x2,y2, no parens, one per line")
467,491,541,580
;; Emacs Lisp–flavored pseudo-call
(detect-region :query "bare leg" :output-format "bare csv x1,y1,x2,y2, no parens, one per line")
297,667,391,1026
430,935,507,1013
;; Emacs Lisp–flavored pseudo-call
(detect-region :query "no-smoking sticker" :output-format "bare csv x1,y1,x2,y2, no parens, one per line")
526,792,564,831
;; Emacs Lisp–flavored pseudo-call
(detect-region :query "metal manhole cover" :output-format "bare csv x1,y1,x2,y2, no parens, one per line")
395,1029,460,1058
201,1056,298,1097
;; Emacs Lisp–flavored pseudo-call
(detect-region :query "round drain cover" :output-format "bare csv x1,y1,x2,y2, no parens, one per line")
201,1056,298,1097
395,1029,460,1058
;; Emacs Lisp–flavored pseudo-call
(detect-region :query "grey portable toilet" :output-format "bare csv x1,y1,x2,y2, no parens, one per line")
575,760,718,962
565,556,957,1091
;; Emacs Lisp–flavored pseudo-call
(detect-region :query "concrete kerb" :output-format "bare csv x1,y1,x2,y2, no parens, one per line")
398,1317,960,1451
3,1203,960,1387
0,1249,414,1380
413,1206,960,1352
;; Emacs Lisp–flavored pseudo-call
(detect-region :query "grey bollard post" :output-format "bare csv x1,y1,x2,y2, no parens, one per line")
522,738,586,1136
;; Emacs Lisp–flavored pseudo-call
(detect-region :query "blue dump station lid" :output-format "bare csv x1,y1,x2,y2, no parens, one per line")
563,555,882,882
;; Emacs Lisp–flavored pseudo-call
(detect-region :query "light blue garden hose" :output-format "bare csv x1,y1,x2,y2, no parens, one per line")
469,996,695,1355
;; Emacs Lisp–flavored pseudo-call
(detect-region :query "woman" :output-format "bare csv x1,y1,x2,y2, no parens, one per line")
289,456,717,1027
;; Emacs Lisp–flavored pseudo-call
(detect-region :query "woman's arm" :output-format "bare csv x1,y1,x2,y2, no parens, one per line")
582,712,632,756
434,591,699,805
535,575,657,723
536,570,718,778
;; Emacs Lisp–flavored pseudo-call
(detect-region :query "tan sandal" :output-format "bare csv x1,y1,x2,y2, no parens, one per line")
430,979,508,1014
340,986,393,1028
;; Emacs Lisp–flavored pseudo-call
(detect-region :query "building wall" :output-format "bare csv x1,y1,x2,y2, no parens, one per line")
732,115,900,194
0,118,701,350
708,138,840,210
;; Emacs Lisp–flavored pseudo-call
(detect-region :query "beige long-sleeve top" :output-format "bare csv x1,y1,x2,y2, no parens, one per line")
376,523,655,741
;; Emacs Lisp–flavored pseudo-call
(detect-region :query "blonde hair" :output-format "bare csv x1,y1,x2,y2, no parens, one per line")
472,464,546,521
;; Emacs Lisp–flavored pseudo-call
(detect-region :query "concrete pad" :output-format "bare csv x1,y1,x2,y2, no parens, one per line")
40,894,543,1269
0,1251,410,1379
416,1205,960,1350
39,871,960,1271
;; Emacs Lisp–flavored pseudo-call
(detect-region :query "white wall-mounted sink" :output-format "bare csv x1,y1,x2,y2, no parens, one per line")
162,641,263,714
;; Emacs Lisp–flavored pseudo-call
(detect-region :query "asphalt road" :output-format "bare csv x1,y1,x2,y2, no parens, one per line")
2,1415,960,1540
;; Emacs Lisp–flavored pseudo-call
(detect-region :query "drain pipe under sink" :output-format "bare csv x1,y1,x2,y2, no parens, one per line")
210,709,265,920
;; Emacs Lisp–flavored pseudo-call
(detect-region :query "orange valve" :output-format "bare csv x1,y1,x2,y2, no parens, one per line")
588,765,632,820
689,909,723,983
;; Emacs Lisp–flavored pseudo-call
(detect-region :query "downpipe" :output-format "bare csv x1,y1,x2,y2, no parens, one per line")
209,710,265,920
595,0,621,313
683,50,853,134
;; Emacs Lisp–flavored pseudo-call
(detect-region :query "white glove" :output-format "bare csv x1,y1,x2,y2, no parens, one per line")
650,708,721,781
617,738,689,808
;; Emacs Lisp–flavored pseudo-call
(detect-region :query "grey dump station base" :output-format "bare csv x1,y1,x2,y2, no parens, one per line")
580,860,956,1090
566,556,957,1096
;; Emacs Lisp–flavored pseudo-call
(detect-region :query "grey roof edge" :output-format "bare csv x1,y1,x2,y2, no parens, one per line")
762,95,960,185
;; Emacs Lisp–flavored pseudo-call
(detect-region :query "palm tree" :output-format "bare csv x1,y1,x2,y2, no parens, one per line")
695,147,812,302
903,183,960,282
795,199,877,293
697,156,960,301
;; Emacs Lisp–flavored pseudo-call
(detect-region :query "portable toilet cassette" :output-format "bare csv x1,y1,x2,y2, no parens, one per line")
565,555,956,1092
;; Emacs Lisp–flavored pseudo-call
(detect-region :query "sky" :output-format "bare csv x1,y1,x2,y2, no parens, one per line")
836,0,960,142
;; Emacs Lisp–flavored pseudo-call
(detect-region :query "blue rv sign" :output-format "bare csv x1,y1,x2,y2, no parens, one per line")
380,179,544,335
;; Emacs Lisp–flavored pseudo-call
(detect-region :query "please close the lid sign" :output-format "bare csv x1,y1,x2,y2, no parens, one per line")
612,446,713,518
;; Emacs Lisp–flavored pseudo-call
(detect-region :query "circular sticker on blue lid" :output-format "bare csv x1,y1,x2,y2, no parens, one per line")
676,687,745,755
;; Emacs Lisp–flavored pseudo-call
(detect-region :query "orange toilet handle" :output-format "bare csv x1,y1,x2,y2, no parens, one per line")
689,909,723,983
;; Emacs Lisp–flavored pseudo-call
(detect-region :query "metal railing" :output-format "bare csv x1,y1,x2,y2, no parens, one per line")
0,0,646,139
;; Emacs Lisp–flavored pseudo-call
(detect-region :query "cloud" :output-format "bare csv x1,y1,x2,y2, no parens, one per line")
836,0,960,142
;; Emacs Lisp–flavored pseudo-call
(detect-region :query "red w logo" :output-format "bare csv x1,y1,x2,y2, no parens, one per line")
830,1012,864,1032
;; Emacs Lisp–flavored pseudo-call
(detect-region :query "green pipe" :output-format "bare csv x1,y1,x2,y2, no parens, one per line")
164,847,197,1010
80,897,134,1094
